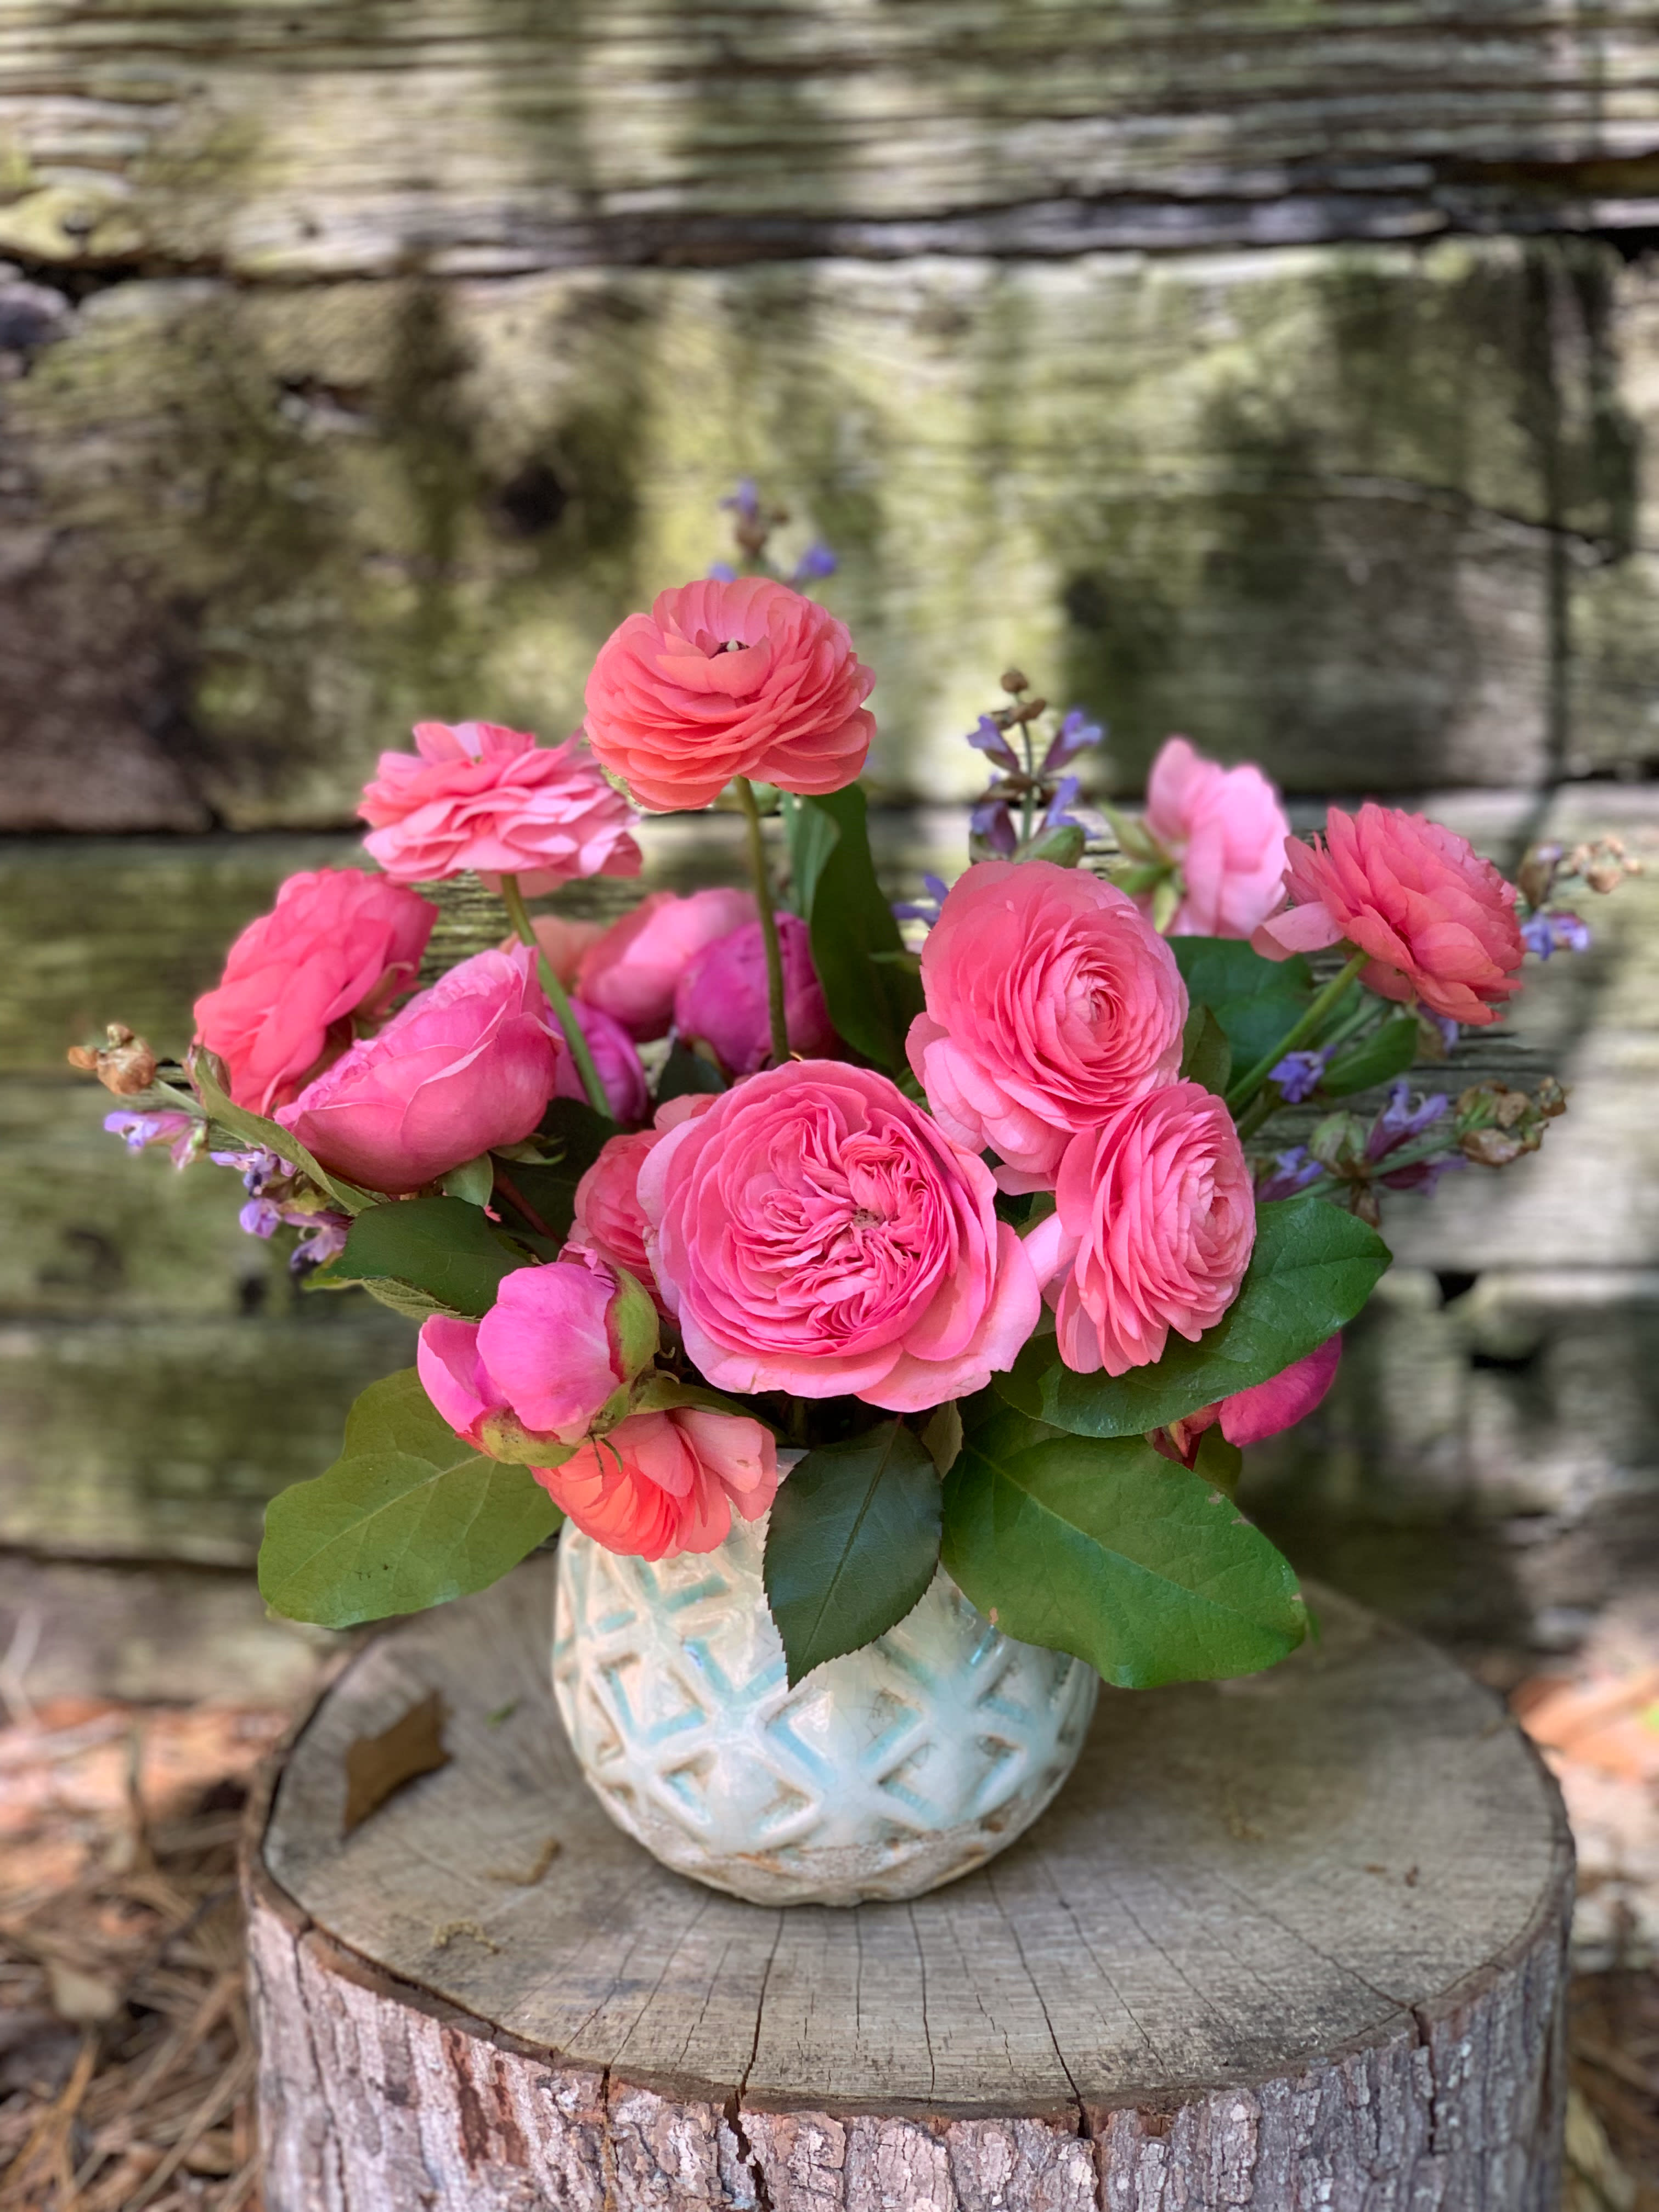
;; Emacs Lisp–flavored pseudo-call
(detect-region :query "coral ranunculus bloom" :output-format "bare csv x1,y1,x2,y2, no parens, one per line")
1253,803,1525,1027
1141,736,1291,940
583,577,876,811
538,1406,779,1561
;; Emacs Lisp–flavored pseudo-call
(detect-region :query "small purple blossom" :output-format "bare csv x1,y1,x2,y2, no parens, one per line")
707,560,738,583
1042,709,1104,774
1365,1081,1449,1163
791,541,838,584
1521,909,1591,960
972,796,1019,859
1270,1048,1331,1104
1428,1012,1460,1054
292,1216,349,1272
105,1109,198,1168
1256,1147,1324,1201
239,1195,284,1239
719,478,761,522
1378,1157,1463,1197
1042,774,1082,832
892,873,952,928
966,715,1021,773
211,1146,284,1196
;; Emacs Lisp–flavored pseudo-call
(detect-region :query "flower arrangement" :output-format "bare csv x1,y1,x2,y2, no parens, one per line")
77,494,1602,1703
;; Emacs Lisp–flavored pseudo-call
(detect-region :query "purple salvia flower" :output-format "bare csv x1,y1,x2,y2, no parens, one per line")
791,542,838,583
292,1216,349,1272
1520,911,1555,960
1379,1158,1464,1197
971,797,1019,859
239,1195,283,1239
707,560,738,583
891,873,952,929
107,1108,193,1156
719,478,761,522
1042,709,1104,774
1256,1147,1323,1201
967,715,1021,773
1365,1081,1449,1163
1548,910,1590,953
1429,1012,1460,1054
1270,1048,1331,1104
1042,775,1082,832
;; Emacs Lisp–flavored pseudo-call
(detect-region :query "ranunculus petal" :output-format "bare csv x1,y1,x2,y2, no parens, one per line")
1142,737,1292,940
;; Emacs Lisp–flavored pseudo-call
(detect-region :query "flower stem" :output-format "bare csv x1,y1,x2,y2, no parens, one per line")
498,874,613,1121
1225,949,1369,1118
735,777,790,1067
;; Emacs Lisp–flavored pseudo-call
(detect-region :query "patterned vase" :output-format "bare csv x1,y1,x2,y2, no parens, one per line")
551,1509,1099,1906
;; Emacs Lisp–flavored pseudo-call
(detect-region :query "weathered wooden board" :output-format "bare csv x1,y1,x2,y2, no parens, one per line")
5,244,1658,824
4,0,1657,278
250,1556,1572,2210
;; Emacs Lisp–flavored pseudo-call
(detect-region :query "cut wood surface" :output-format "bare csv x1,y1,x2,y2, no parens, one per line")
247,1554,1573,2209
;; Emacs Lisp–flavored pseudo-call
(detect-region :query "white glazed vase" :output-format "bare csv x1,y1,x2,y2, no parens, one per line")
551,1508,1099,1906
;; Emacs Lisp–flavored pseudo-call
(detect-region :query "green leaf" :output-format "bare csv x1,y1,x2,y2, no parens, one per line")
1016,822,1086,868
258,1371,561,1627
656,1041,728,1103
779,790,843,919
1321,1010,1421,1097
941,1407,1306,1686
790,786,926,1072
489,1101,616,1248
1026,1195,1389,1438
1180,1004,1233,1097
1192,1426,1243,1497
763,1421,941,1684
1169,939,1314,1073
332,1197,526,1319
188,1048,374,1215
441,1153,496,1207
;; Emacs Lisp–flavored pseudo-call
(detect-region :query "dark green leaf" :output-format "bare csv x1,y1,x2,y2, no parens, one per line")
1169,939,1313,1073
534,1096,616,1163
259,1371,560,1628
1180,1005,1233,1097
656,1042,729,1103
780,791,844,919
1016,822,1086,868
763,1420,941,1684
1024,1195,1389,1438
941,1408,1306,1686
791,786,926,1071
333,1197,525,1319
1192,1427,1243,1497
1321,1010,1421,1097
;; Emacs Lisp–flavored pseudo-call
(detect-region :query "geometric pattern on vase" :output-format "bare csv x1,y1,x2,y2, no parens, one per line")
552,1510,1099,1905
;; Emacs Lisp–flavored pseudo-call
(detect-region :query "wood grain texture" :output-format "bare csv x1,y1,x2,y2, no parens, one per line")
3,0,1657,279
247,1555,1573,2208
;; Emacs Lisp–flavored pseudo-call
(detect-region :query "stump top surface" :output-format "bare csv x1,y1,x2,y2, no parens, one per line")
262,1558,1568,2115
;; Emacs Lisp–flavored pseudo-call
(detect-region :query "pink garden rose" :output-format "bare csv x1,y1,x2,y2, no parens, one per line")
1252,804,1525,1027
1155,1337,1341,1467
674,912,836,1076
276,946,557,1193
418,1250,656,1460
571,1127,663,1297
556,1000,648,1124
1140,737,1291,939
584,577,876,811
575,888,754,1039
907,861,1187,1192
1024,1081,1256,1376
193,870,434,1115
528,913,607,987
539,1406,778,1561
637,1059,1040,1412
359,720,642,896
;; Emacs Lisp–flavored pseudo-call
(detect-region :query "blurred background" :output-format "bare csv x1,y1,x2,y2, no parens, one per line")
3,5,1659,2197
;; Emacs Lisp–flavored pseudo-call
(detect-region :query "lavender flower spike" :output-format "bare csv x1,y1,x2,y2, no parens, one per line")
1042,709,1104,775
1365,1081,1449,1162
1270,1048,1331,1104
1043,775,1082,832
719,478,761,522
1256,1147,1323,1201
966,715,1021,772
105,1109,199,1169
792,542,838,583
892,873,952,928
972,796,1019,859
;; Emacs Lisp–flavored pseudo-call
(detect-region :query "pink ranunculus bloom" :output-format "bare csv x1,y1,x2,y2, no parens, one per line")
538,1406,779,1561
583,577,876,811
555,998,648,1124
1155,1336,1342,1467
906,860,1188,1193
637,1059,1041,1413
276,946,557,1193
1252,803,1526,1028
359,720,642,897
575,887,755,1040
1024,1082,1256,1376
193,869,435,1116
1140,736,1291,939
418,1250,653,1458
673,913,836,1077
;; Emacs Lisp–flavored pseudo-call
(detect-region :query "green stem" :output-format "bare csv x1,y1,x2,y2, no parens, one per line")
735,777,790,1066
1225,949,1369,1117
1019,718,1036,847
498,875,613,1121
1234,1087,1283,1144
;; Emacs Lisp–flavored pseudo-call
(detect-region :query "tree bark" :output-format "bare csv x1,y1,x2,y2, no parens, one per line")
244,1556,1572,2209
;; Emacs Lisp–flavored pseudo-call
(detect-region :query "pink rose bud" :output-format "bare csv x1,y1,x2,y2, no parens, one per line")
539,1405,779,1561
673,913,836,1077
1025,1081,1256,1376
637,1059,1041,1413
1156,1337,1341,1467
584,577,876,811
276,946,556,1193
193,869,435,1115
1252,804,1526,1027
417,1251,659,1463
526,913,608,987
1139,737,1292,940
907,860,1188,1193
359,720,642,896
575,888,755,1040
556,999,648,1124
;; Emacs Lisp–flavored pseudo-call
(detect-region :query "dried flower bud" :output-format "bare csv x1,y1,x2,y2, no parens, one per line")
1586,861,1622,894
1000,668,1030,695
1534,1075,1568,1118
1308,1111,1366,1172
1462,1127,1525,1168
67,1023,159,1096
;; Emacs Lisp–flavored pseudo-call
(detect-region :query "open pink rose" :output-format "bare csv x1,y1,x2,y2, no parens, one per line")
1141,737,1291,939
1025,1082,1255,1376
556,1000,648,1124
907,861,1187,1193
539,1406,778,1561
1252,804,1525,1027
674,913,836,1076
193,870,435,1115
1155,1337,1341,1467
359,720,642,896
527,913,607,987
638,1059,1040,1412
418,1250,656,1459
584,577,876,811
571,1127,663,1299
575,888,754,1039
276,946,556,1193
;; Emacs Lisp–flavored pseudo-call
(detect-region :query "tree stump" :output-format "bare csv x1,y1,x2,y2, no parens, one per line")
244,1558,1572,2211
